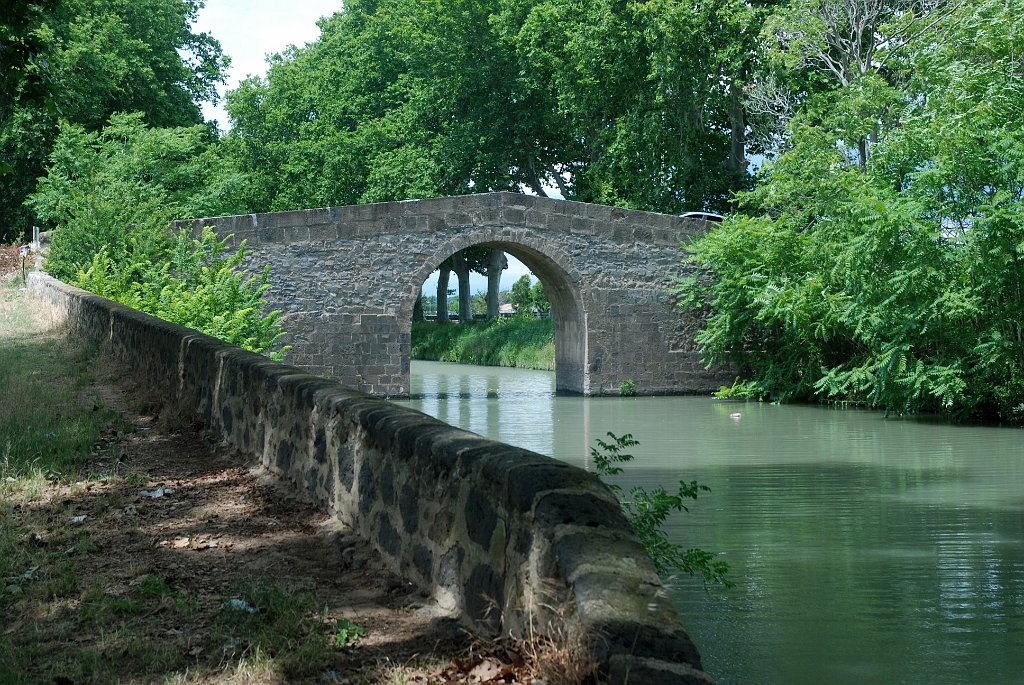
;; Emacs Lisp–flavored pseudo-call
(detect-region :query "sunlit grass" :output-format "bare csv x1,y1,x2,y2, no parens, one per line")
0,286,119,483
411,318,556,370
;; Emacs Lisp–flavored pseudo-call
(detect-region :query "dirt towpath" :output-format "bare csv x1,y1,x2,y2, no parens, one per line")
1,278,553,684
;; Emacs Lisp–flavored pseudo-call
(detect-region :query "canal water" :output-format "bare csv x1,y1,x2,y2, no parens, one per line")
398,361,1024,685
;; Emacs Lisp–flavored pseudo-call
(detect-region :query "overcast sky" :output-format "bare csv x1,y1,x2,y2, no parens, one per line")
191,0,535,297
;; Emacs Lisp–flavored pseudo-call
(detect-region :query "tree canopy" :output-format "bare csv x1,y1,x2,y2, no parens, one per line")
223,0,761,214
681,0,1024,423
0,0,227,242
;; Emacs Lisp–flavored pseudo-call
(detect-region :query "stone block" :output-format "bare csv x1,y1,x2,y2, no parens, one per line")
464,488,498,548
309,223,338,241
533,491,629,529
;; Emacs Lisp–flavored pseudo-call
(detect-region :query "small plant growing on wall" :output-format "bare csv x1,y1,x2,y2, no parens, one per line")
591,432,731,586
618,378,637,397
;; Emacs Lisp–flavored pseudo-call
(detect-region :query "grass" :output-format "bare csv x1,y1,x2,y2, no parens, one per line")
411,318,556,370
0,283,350,684
0,287,124,484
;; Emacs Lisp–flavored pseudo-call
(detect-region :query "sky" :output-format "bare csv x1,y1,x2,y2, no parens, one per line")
191,0,535,296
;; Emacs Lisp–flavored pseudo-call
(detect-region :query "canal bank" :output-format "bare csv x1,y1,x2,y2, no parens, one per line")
400,360,1024,685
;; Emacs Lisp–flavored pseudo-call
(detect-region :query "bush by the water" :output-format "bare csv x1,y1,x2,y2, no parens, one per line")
411,318,555,370
679,1,1024,424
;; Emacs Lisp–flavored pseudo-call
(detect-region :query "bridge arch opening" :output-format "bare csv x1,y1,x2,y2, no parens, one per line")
401,239,587,395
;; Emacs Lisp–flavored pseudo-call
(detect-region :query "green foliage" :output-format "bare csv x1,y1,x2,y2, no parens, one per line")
77,229,288,359
0,287,120,482
591,432,730,585
531,279,550,313
681,0,1024,423
496,0,760,210
411,318,555,370
333,618,366,647
0,0,227,242
224,0,756,215
224,0,551,212
508,274,534,316
32,113,285,359
618,379,636,397
33,112,247,283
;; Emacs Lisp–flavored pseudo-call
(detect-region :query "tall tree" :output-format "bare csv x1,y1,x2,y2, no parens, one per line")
226,0,566,212
226,0,764,215
494,0,765,211
451,251,473,323
0,0,227,241
486,248,508,319
683,0,1024,423
29,112,247,283
747,0,959,163
436,265,451,324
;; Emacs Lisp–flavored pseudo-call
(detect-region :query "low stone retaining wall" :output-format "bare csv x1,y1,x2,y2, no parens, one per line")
28,272,714,685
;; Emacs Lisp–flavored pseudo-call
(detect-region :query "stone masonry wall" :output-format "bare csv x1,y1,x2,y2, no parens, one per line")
174,192,733,397
28,272,715,685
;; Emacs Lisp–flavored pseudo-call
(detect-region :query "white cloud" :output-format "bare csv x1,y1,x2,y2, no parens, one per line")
192,0,341,130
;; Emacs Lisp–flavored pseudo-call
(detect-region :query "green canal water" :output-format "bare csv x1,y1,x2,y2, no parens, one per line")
398,360,1024,685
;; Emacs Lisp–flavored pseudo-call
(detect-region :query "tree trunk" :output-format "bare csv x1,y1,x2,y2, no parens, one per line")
728,81,748,186
486,248,507,319
413,295,424,322
436,265,450,324
452,251,472,324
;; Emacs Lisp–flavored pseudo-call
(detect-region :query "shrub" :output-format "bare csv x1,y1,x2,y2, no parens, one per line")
77,228,287,359
411,318,555,370
591,432,730,585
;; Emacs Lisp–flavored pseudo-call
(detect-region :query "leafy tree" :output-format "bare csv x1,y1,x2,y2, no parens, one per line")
225,0,762,216
31,112,247,283
451,251,473,323
682,0,1024,423
509,274,533,316
30,111,283,358
494,0,765,211
747,0,959,163
471,290,488,318
225,0,563,213
531,279,550,314
485,248,508,319
0,0,227,242
435,265,452,324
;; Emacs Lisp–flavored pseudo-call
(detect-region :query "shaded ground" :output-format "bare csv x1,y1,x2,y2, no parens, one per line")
0,243,30,279
0,277,557,684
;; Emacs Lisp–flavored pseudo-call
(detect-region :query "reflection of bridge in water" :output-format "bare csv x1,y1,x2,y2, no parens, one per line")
178,191,730,397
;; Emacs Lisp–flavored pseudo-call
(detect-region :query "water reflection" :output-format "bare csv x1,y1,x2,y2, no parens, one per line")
398,360,1024,685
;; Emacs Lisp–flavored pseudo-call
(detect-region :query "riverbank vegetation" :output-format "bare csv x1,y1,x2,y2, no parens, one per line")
592,432,730,586
29,113,287,358
679,0,1024,424
411,318,555,370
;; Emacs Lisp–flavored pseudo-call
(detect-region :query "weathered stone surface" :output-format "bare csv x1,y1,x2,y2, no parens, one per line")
175,192,733,397
28,272,717,685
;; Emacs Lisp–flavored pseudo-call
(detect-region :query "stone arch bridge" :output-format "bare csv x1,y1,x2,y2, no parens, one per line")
179,192,728,397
